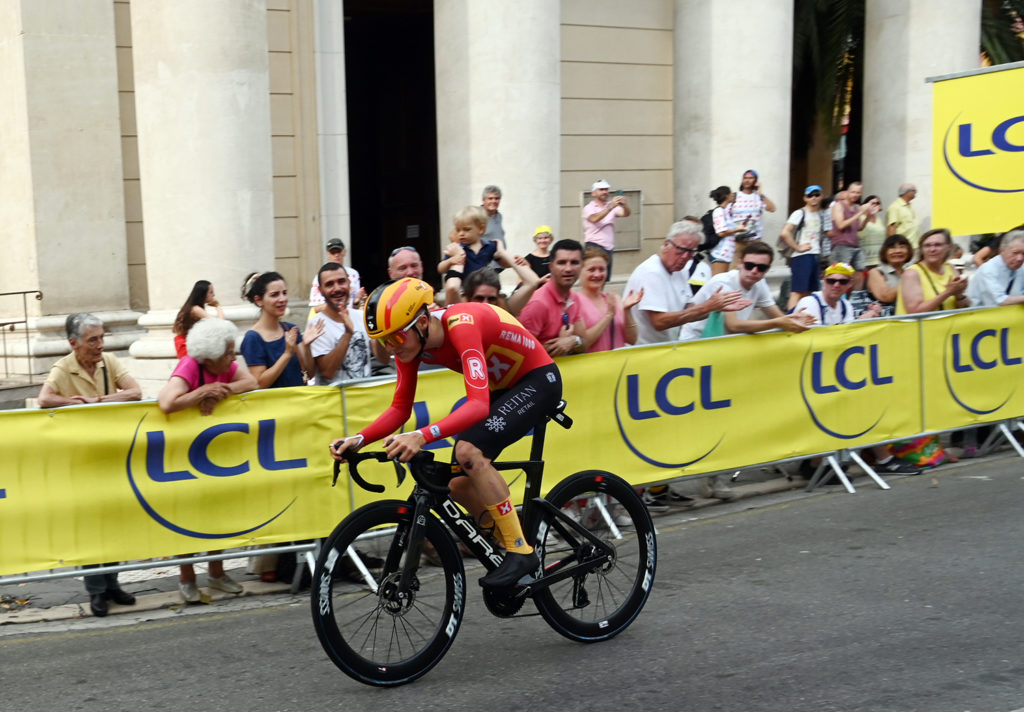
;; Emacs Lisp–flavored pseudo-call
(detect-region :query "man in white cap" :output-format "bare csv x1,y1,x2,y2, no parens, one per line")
582,178,630,276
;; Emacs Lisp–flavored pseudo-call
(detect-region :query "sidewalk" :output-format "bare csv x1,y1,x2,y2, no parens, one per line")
0,451,998,626
0,557,295,626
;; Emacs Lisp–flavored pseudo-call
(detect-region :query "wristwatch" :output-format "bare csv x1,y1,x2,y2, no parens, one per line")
573,335,583,351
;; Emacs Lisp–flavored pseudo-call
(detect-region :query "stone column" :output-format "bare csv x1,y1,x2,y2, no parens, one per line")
433,0,561,258
0,0,137,374
862,0,981,238
313,0,351,255
129,0,274,363
673,0,794,240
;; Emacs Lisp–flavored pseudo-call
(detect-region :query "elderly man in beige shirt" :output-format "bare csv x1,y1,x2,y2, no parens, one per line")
38,312,142,617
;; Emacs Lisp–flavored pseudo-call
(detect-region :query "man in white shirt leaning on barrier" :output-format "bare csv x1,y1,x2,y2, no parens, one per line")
967,228,1024,308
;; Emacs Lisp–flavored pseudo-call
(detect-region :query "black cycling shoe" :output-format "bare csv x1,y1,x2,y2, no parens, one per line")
479,551,539,588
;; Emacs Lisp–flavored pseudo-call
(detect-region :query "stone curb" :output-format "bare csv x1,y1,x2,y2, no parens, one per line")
0,580,292,626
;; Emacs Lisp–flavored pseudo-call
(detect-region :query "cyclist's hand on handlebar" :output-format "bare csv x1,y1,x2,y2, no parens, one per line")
330,435,364,462
384,431,426,462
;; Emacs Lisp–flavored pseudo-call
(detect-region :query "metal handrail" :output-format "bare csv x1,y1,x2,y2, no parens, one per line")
0,290,43,382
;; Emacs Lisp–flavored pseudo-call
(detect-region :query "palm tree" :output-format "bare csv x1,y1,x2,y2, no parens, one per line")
981,0,1024,65
790,0,1023,192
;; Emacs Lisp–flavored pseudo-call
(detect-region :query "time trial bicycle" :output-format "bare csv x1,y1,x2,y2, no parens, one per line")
310,400,657,686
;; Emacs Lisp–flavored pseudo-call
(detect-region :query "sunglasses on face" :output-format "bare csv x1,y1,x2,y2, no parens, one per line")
806,191,822,197
742,261,770,273
825,277,851,285
375,319,420,349
667,241,695,255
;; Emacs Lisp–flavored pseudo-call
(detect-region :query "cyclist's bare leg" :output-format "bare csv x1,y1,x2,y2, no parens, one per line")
454,440,533,558
448,476,492,532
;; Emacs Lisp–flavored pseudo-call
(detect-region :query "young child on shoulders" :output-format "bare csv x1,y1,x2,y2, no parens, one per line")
438,205,515,279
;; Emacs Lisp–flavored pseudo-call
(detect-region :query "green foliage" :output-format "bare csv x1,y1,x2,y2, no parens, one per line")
981,0,1024,65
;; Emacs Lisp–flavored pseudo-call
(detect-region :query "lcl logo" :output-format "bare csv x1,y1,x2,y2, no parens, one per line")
799,343,893,439
126,416,305,539
943,327,1021,415
943,111,1024,193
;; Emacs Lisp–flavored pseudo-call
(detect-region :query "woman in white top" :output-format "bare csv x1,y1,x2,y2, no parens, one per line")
708,186,752,275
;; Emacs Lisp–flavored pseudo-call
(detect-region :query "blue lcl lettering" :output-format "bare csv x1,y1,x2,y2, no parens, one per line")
627,366,730,420
959,123,995,157
959,116,1024,157
952,328,1023,372
811,345,893,394
146,419,306,482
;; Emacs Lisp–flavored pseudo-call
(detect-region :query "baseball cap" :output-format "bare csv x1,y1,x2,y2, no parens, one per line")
326,238,345,251
592,179,611,191
804,185,822,196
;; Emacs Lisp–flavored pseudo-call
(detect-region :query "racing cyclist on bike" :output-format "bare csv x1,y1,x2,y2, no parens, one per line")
330,277,562,588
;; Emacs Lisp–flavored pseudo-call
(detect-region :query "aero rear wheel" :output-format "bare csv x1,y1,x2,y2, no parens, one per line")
531,470,656,643
311,500,466,686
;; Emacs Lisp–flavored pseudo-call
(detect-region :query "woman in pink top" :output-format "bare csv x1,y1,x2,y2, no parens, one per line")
158,318,258,603
576,246,642,352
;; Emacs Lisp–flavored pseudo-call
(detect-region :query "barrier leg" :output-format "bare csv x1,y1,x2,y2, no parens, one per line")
345,544,379,591
981,420,1024,459
805,454,854,493
846,449,890,490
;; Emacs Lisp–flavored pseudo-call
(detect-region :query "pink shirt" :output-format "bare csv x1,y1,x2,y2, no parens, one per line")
582,199,622,250
518,281,581,343
574,290,626,352
170,355,238,391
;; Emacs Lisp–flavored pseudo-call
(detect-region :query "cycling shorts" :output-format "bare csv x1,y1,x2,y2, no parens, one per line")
454,363,562,461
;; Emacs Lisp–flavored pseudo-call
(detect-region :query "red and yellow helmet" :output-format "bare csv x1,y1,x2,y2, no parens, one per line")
364,278,434,346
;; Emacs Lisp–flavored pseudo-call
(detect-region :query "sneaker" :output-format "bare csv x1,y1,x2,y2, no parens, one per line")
585,501,633,528
179,581,201,603
207,573,243,594
667,484,696,507
876,458,922,476
562,500,584,524
640,488,670,513
479,551,539,588
708,475,736,500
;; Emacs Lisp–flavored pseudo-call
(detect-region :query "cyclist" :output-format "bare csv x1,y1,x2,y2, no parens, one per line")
330,277,562,588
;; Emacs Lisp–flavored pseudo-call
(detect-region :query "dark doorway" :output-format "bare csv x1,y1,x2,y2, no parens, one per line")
344,0,439,291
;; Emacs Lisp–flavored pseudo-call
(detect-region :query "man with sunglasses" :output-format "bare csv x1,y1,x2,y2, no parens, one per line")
330,277,560,589
793,262,882,325
625,219,748,344
791,263,918,477
681,241,815,340
779,185,827,310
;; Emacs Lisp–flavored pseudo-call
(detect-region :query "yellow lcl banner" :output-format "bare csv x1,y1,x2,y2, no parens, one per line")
343,318,923,506
0,388,346,576
932,63,1024,235
3,308,1022,575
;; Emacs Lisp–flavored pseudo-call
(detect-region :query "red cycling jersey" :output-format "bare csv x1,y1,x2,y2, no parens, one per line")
358,302,554,446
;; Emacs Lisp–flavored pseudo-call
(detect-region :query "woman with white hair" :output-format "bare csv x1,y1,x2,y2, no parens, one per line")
158,318,259,602
158,318,258,416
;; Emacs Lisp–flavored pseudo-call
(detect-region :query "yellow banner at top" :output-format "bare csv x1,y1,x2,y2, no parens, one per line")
932,63,1024,235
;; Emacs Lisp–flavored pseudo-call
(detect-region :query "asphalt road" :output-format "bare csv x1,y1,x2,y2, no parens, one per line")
3,456,1023,712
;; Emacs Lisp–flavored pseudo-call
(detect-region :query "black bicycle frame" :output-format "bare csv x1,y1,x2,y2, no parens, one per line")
394,415,615,593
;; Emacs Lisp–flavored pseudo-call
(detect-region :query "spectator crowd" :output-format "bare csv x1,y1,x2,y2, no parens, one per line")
32,175,1024,613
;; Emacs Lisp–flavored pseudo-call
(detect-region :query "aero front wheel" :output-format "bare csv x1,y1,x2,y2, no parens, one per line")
311,500,466,687
532,470,656,643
